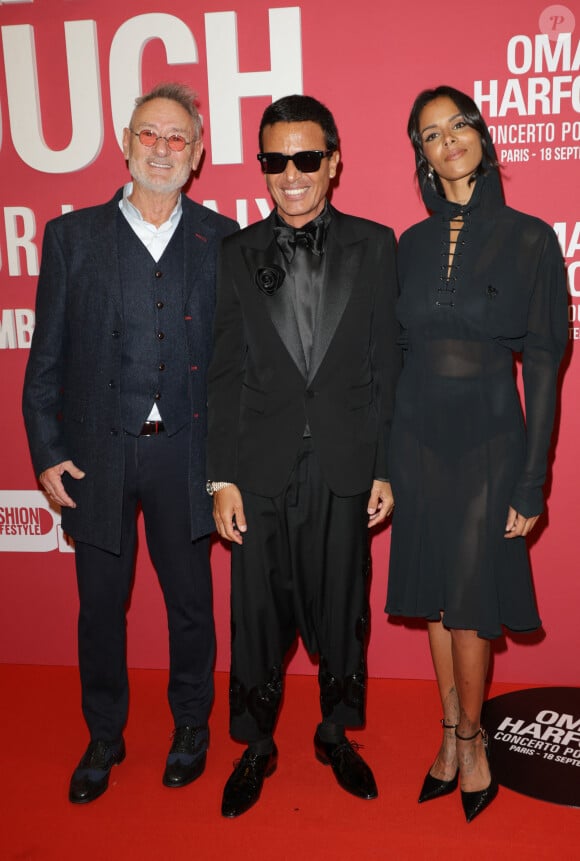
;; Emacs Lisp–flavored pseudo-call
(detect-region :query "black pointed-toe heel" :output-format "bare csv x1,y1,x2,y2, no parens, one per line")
418,768,459,803
461,777,499,823
418,719,459,803
456,727,498,823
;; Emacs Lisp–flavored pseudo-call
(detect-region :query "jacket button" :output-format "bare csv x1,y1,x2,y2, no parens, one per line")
111,330,120,338
157,331,164,340
108,380,115,388
110,428,118,436
154,392,161,400
155,270,163,278
156,300,164,309
159,363,165,371
306,390,316,398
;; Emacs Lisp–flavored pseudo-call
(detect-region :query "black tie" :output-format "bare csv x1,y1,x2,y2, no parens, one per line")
273,219,326,262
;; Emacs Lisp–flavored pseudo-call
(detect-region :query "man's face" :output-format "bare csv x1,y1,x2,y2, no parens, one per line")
261,121,339,228
122,97,203,195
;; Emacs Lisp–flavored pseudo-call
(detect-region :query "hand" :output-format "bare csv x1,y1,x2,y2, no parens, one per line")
504,506,540,539
367,479,394,528
39,460,85,508
213,484,247,544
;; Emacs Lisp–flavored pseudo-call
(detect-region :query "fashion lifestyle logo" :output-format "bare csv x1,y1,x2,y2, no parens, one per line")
0,491,73,552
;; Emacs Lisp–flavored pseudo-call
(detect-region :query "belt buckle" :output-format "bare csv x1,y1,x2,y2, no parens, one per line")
141,421,161,436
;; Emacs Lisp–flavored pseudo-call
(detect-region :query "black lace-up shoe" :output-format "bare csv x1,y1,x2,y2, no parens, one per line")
163,725,209,788
314,731,378,799
68,738,126,804
221,745,278,817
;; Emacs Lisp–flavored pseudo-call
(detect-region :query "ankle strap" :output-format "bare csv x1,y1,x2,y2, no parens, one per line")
441,719,458,729
455,727,484,741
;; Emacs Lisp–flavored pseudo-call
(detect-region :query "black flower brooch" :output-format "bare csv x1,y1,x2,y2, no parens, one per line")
255,265,285,296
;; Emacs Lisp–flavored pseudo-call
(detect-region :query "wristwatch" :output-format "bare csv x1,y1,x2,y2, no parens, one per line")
206,481,233,496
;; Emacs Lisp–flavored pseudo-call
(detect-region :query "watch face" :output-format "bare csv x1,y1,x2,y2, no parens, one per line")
205,481,214,496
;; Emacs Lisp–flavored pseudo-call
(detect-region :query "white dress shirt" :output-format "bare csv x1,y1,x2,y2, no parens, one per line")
119,183,183,421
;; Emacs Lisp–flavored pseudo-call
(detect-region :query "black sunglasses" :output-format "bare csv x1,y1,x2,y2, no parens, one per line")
257,150,333,174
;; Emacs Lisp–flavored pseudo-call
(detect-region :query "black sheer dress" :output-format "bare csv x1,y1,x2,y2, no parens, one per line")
386,171,568,638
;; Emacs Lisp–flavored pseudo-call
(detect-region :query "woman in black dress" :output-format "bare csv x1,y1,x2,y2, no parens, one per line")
386,86,568,822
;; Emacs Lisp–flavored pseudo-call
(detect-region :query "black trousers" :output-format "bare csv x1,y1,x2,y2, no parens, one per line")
229,439,370,743
74,425,215,740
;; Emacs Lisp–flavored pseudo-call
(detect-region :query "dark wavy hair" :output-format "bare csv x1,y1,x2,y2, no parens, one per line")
259,94,339,151
407,85,499,195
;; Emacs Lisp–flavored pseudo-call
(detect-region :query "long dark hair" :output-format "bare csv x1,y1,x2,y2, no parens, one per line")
407,85,499,195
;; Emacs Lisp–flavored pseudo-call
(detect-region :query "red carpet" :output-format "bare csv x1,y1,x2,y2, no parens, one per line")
2,665,578,860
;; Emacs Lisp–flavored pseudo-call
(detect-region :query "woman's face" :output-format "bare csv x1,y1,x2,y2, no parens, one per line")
418,96,483,200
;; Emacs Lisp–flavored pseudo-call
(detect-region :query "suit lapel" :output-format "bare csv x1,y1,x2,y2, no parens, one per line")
241,215,308,378
89,195,124,314
308,209,366,383
182,197,213,306
181,198,216,368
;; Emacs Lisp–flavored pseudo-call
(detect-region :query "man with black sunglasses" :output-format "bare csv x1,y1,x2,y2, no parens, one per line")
23,83,238,804
207,94,400,816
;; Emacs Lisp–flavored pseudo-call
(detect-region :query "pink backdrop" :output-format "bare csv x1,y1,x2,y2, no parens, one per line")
0,1,578,684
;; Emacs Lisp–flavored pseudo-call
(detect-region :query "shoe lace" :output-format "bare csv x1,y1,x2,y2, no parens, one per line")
341,738,364,751
331,738,364,760
80,740,117,769
170,725,201,754
231,753,267,789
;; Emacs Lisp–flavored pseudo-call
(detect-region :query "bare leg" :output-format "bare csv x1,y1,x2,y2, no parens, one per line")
426,619,459,781
450,629,491,792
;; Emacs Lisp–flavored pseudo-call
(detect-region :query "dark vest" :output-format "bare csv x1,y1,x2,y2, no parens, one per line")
117,213,190,436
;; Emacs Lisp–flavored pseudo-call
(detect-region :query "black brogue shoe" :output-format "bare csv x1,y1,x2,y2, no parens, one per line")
68,738,126,804
163,725,209,788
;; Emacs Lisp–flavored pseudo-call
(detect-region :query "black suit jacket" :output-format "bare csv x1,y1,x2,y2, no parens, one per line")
207,206,400,497
23,190,238,552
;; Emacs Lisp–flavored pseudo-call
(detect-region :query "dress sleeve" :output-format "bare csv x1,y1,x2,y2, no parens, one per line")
509,227,568,517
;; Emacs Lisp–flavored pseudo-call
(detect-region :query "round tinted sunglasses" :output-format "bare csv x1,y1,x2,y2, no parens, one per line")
257,150,333,174
131,129,193,152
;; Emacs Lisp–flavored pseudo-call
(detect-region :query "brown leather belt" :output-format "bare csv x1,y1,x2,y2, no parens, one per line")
139,421,165,436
